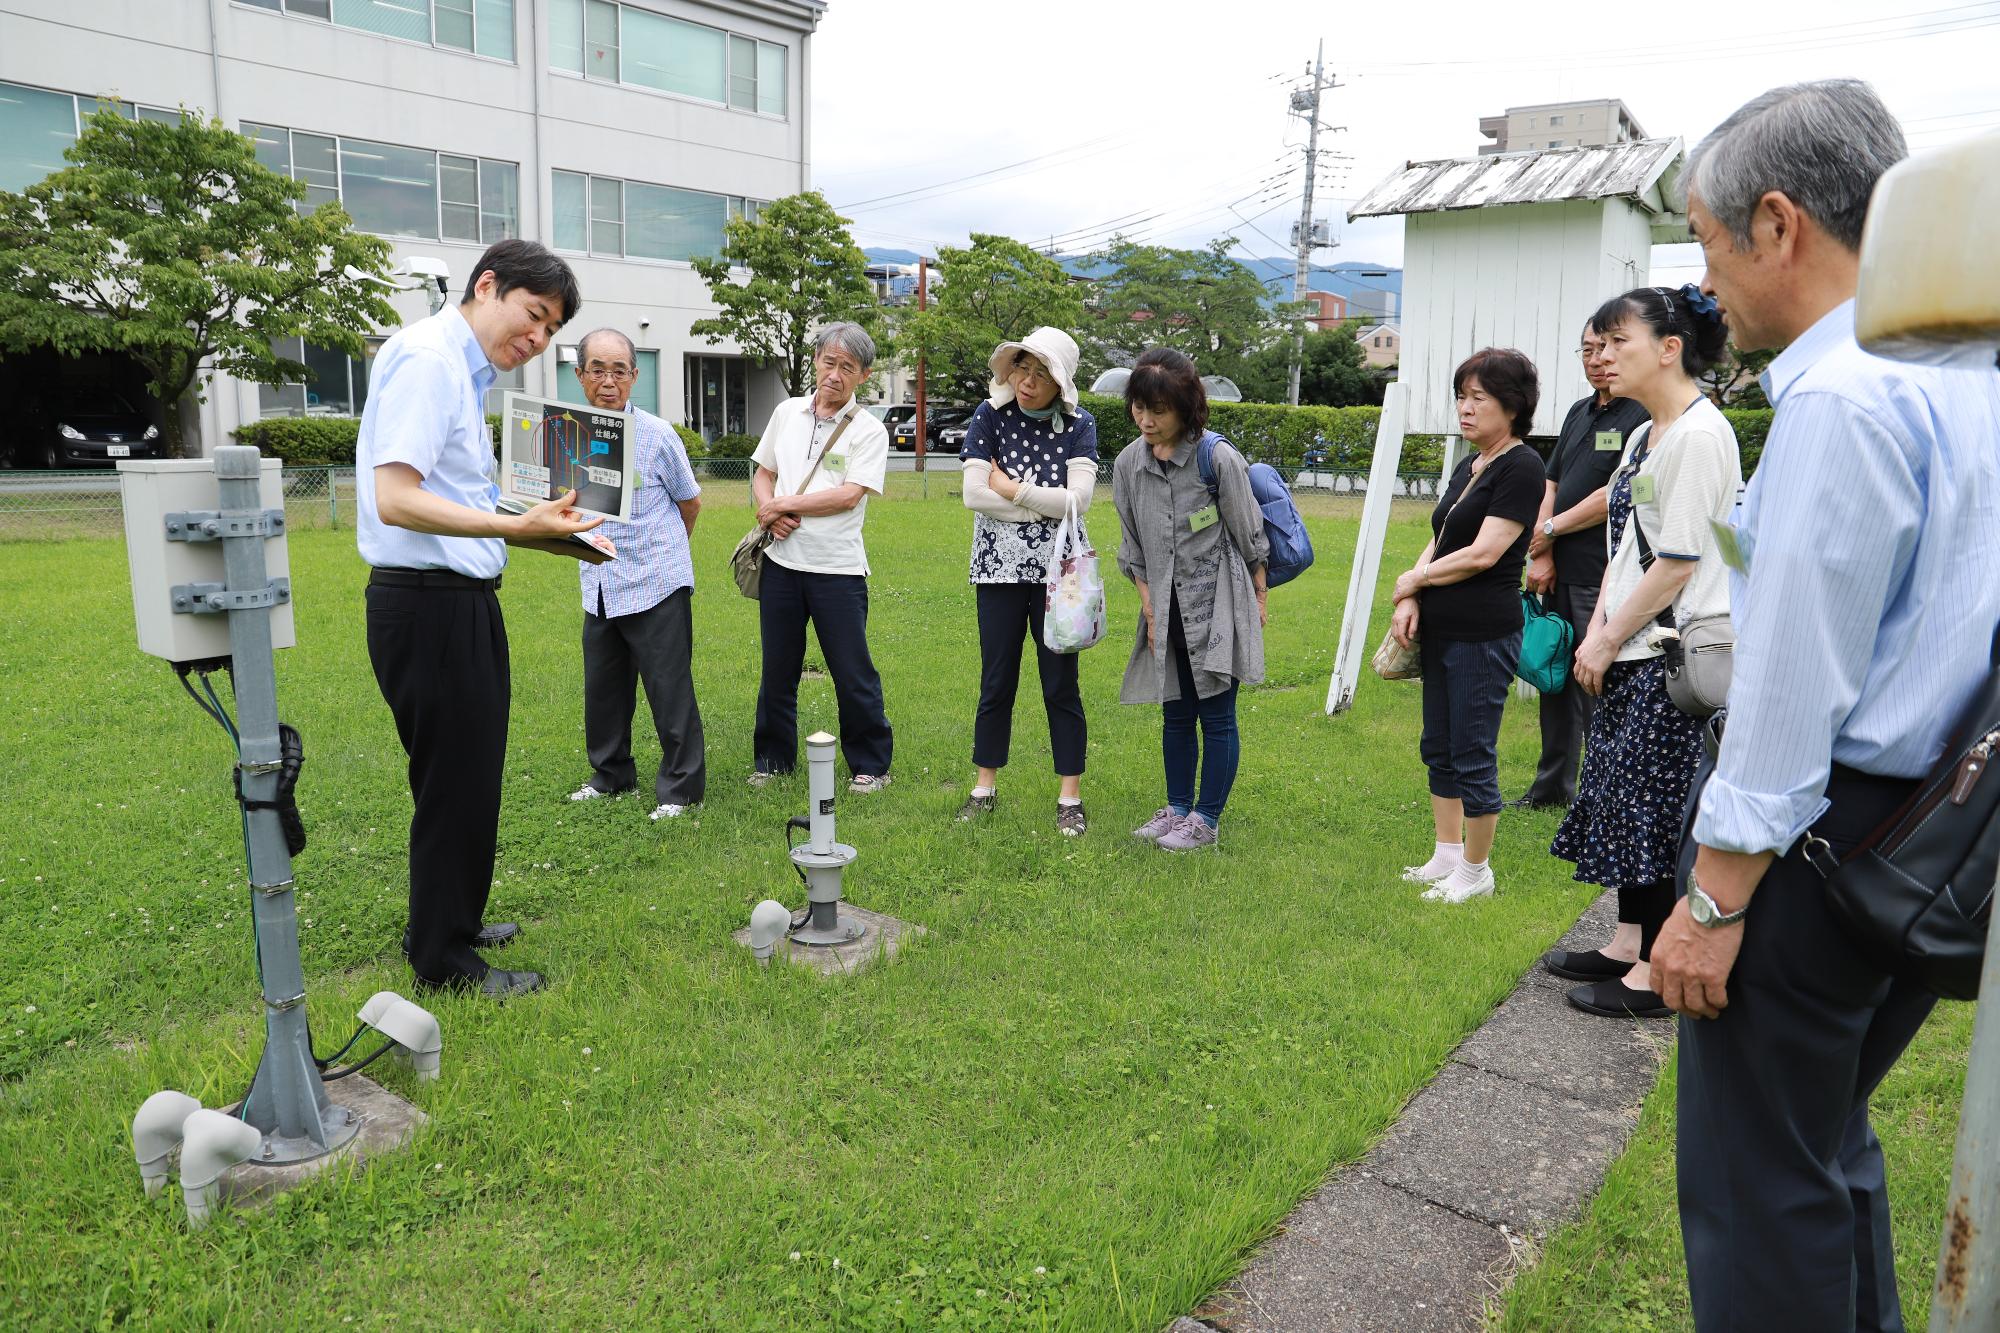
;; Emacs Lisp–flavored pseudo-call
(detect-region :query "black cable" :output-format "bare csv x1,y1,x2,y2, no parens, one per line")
321,1039,398,1082
315,1022,370,1070
782,817,810,890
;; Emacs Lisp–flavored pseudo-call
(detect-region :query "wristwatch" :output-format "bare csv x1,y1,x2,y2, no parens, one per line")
1687,877,1748,927
1541,518,1556,538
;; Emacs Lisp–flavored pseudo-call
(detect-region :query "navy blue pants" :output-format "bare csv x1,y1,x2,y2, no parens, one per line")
1161,596,1240,825
1678,765,1932,1333
1418,630,1521,819
754,560,893,778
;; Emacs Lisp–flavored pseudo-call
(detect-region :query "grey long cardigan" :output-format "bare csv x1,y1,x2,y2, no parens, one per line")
1113,431,1269,704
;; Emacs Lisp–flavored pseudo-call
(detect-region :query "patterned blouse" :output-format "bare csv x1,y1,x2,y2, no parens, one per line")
960,401,1100,583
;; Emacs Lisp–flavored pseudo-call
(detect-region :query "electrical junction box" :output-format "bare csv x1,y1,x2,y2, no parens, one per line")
118,458,295,664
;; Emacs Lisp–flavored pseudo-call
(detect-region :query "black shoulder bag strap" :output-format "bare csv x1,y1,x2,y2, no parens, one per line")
1620,432,1680,639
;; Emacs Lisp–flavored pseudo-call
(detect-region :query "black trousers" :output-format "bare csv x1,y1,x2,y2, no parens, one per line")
1525,581,1601,805
754,560,893,777
971,581,1087,775
583,587,705,806
365,577,509,984
1677,765,1933,1333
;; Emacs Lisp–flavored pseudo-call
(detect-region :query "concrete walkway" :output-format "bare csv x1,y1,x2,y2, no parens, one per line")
1173,891,1676,1332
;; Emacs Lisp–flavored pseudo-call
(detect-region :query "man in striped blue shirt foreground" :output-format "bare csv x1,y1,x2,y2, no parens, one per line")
1652,80,2000,1331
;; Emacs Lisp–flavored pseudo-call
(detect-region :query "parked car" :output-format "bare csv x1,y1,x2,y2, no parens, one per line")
27,390,162,469
1300,438,1332,469
890,405,976,453
866,403,918,434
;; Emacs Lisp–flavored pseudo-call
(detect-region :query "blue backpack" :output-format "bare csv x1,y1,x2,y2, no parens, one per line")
1195,432,1315,588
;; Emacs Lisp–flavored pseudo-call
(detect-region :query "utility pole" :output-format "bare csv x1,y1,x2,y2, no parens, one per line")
914,258,929,474
1288,42,1339,407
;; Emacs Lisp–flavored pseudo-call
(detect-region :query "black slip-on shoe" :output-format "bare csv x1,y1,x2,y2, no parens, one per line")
403,922,521,959
1565,979,1671,1019
416,968,545,1000
1506,794,1569,811
1542,948,1633,982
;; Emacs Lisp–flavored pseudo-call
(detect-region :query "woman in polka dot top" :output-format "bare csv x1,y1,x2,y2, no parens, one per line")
957,327,1101,835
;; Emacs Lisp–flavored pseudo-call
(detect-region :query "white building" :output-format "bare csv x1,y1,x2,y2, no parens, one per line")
0,0,826,451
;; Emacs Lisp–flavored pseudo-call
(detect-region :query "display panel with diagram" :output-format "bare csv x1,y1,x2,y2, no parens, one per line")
501,392,634,523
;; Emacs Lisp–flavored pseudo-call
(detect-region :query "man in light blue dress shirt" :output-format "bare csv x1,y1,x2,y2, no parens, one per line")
1651,81,2000,1331
359,239,599,1000
563,328,705,820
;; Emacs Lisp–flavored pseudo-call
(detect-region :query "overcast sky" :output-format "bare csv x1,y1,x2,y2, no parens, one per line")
808,0,2000,286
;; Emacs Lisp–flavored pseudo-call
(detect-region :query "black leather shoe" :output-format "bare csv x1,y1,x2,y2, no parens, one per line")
1506,794,1568,811
415,968,545,999
402,922,521,958
1543,948,1634,982
1566,979,1671,1019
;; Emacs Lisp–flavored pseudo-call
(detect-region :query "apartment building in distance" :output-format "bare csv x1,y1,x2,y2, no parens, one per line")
0,0,827,451
1478,99,1646,156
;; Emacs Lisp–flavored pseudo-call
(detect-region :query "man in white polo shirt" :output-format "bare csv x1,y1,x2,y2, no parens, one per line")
748,322,893,792
358,239,600,1000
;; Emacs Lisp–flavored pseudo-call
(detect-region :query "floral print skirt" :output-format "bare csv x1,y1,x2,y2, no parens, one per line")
1551,657,1704,887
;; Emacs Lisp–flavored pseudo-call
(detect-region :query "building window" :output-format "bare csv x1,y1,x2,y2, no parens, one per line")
549,0,786,117
240,0,514,60
1548,140,1562,149
260,336,384,418
246,121,518,242
1548,114,1564,127
552,168,759,263
684,353,747,441
557,344,658,415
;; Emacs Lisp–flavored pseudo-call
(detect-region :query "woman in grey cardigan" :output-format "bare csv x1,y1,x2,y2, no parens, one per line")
957,328,1100,834
1113,347,1268,851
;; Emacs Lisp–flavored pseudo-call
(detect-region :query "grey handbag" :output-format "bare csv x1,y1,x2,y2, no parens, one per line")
730,413,850,600
1630,507,1733,717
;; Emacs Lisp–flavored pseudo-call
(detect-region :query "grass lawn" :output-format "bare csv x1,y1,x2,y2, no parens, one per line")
0,481,1969,1329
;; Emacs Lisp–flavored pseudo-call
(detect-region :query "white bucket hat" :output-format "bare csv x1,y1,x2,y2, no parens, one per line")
987,327,1082,432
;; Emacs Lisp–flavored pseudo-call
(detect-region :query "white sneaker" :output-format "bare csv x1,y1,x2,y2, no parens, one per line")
649,803,689,821
1433,862,1496,904
569,782,627,802
848,774,892,795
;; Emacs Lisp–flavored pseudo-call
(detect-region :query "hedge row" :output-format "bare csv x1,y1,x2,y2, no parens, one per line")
1077,392,1775,476
233,414,718,463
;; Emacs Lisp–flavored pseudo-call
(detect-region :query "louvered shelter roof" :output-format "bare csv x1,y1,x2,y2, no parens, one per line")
1347,137,1685,221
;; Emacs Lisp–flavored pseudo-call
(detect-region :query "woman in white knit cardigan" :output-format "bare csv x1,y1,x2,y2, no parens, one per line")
956,327,1101,834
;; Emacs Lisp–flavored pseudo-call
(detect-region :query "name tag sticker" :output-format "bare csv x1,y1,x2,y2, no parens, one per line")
825,453,848,474
1595,430,1624,452
1629,473,1658,505
1188,504,1220,532
1711,518,1751,573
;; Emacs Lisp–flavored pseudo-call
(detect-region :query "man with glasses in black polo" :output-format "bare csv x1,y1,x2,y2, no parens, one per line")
1512,317,1650,810
564,328,706,823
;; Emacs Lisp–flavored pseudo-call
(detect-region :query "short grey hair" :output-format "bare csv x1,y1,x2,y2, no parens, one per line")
575,327,637,367
1688,79,1905,252
813,322,876,372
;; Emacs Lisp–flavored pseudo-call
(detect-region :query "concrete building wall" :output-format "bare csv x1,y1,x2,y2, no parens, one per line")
1480,99,1646,155
0,0,821,453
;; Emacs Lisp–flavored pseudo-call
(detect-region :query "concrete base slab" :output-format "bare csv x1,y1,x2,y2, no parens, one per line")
731,903,925,977
1197,1174,1517,1332
219,1074,427,1211
1369,1052,1634,1234
1454,984,1673,1110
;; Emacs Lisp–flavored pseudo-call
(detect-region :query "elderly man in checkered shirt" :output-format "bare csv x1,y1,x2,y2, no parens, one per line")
565,328,706,820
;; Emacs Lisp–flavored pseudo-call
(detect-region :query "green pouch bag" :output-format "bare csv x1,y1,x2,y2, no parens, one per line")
1516,591,1574,694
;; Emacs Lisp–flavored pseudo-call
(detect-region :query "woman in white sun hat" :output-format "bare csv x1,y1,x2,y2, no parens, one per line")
956,327,1101,834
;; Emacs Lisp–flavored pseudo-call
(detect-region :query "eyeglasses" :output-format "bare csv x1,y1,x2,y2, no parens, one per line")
1576,346,1605,359
581,365,635,382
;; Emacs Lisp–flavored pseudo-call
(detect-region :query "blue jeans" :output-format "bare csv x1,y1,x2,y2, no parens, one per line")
1418,630,1521,818
1161,598,1240,826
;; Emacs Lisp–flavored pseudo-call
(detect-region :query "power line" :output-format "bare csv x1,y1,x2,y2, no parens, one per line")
830,131,1137,213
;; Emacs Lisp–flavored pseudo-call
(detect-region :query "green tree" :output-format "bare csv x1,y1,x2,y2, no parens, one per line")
1087,237,1291,386
1699,345,1775,409
689,191,881,398
0,108,398,457
896,234,1085,404
1238,323,1377,406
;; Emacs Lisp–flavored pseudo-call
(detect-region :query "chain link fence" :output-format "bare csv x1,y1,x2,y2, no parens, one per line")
0,460,1446,541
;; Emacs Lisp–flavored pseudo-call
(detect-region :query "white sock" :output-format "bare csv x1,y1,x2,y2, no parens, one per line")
1413,841,1464,876
971,785,995,799
1057,796,1082,807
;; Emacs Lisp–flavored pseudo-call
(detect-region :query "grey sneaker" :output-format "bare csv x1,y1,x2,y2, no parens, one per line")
648,803,690,821
848,773,892,795
569,782,628,802
1157,815,1219,852
955,791,996,821
746,769,778,790
1132,807,1186,841
1056,802,1087,836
